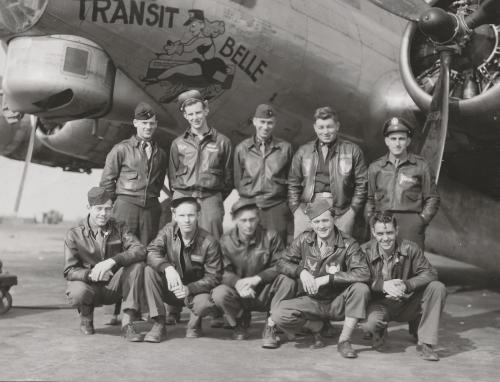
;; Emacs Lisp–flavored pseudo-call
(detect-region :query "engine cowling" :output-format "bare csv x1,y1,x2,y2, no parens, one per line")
2,35,115,122
400,0,500,128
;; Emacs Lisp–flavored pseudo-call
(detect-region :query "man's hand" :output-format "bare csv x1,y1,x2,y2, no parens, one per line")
237,285,256,299
90,259,116,282
172,284,189,299
383,279,406,299
165,266,183,291
300,270,318,295
314,275,330,289
235,276,261,291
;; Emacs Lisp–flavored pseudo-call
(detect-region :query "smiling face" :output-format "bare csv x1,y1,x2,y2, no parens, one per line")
314,117,339,144
372,221,398,254
183,101,209,133
385,132,411,158
311,210,335,240
88,199,113,228
189,20,204,35
134,115,157,141
173,202,199,236
253,117,276,141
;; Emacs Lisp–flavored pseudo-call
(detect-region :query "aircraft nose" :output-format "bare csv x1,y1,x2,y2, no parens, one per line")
0,0,48,38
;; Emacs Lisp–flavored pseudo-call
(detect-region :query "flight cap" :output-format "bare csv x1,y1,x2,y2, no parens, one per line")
254,104,276,119
171,193,200,209
88,187,112,206
178,89,204,111
134,102,156,120
184,9,205,26
305,199,332,220
231,198,258,216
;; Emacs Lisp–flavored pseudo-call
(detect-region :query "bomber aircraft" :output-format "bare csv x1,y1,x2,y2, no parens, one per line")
1,0,500,274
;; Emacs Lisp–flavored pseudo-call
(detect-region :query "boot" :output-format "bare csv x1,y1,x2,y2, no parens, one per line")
418,343,439,361
122,310,143,342
144,316,167,343
79,305,95,335
186,312,202,338
262,324,279,349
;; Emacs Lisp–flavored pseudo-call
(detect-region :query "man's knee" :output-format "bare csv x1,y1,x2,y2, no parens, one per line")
144,265,160,283
347,282,371,299
191,293,216,316
273,275,297,297
211,284,236,306
125,262,145,278
66,281,94,306
424,281,447,302
271,300,297,327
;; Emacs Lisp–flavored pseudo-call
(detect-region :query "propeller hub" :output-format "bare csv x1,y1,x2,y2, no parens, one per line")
418,7,459,44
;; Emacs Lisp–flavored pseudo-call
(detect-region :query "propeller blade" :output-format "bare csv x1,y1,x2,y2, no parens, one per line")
368,0,430,21
14,116,37,215
465,0,500,30
419,50,452,183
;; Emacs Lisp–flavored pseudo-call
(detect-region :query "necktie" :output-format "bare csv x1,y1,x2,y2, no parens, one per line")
260,141,266,156
394,158,400,168
319,239,328,256
321,144,329,159
95,228,104,253
142,141,152,160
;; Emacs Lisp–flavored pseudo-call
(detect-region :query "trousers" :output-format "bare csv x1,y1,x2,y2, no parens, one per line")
211,274,297,326
259,201,293,244
364,281,446,345
272,282,370,333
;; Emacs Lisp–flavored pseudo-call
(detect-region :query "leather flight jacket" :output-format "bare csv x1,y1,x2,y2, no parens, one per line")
234,136,293,208
169,128,233,199
288,138,367,216
100,135,168,207
147,223,222,296
277,226,370,300
365,153,440,224
361,238,438,299
64,216,146,282
220,226,285,289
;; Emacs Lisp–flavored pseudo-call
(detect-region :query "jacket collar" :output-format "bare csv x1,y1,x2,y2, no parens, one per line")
248,135,280,150
184,126,216,141
130,134,156,148
381,152,417,167
82,214,112,238
366,238,407,263
313,138,339,154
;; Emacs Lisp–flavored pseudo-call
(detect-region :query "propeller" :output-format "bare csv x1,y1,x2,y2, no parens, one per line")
368,0,500,183
14,116,37,215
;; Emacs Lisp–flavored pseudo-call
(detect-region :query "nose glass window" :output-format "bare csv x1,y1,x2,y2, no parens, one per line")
0,0,48,38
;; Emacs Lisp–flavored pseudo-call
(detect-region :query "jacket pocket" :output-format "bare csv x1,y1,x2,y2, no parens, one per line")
208,168,223,176
404,190,422,202
274,178,288,185
124,171,138,180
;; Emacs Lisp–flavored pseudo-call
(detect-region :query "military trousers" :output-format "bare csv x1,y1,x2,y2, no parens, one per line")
144,265,218,319
259,201,293,244
272,281,370,334
65,262,144,314
113,197,161,246
392,212,427,250
211,274,297,326
364,281,446,345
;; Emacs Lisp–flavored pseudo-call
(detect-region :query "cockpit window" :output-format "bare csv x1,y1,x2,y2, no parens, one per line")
0,0,48,38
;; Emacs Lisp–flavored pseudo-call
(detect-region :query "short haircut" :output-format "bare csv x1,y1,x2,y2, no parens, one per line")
369,211,398,229
181,98,206,112
172,199,201,212
313,106,339,124
233,205,260,219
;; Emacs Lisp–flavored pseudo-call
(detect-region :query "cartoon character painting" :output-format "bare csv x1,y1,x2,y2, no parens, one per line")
142,9,235,103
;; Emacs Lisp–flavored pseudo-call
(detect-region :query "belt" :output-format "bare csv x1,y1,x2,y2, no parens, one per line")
314,192,333,198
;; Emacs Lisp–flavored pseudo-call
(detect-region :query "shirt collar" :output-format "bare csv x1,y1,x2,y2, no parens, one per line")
314,138,337,153
382,152,417,167
184,126,215,140
249,135,278,150
231,225,262,246
174,223,198,247
85,215,110,238
305,225,345,249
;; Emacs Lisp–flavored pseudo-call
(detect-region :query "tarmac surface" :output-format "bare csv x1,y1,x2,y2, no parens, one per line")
0,222,499,382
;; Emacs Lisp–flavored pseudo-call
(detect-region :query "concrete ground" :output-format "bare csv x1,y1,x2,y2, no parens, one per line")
0,223,499,382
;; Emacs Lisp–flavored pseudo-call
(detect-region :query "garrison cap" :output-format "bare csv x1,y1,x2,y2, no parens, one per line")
171,193,200,209
178,89,204,110
254,104,276,119
383,117,413,137
231,198,258,216
184,9,205,26
88,187,112,206
134,102,156,120
305,199,332,220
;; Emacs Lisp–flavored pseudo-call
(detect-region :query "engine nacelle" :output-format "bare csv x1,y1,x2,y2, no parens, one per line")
2,35,115,121
401,15,500,128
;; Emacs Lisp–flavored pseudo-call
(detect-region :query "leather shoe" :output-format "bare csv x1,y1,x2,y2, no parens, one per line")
122,323,143,342
186,313,202,338
372,328,387,349
338,340,357,358
418,343,439,361
262,325,279,349
311,332,326,349
79,320,95,335
144,322,167,343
